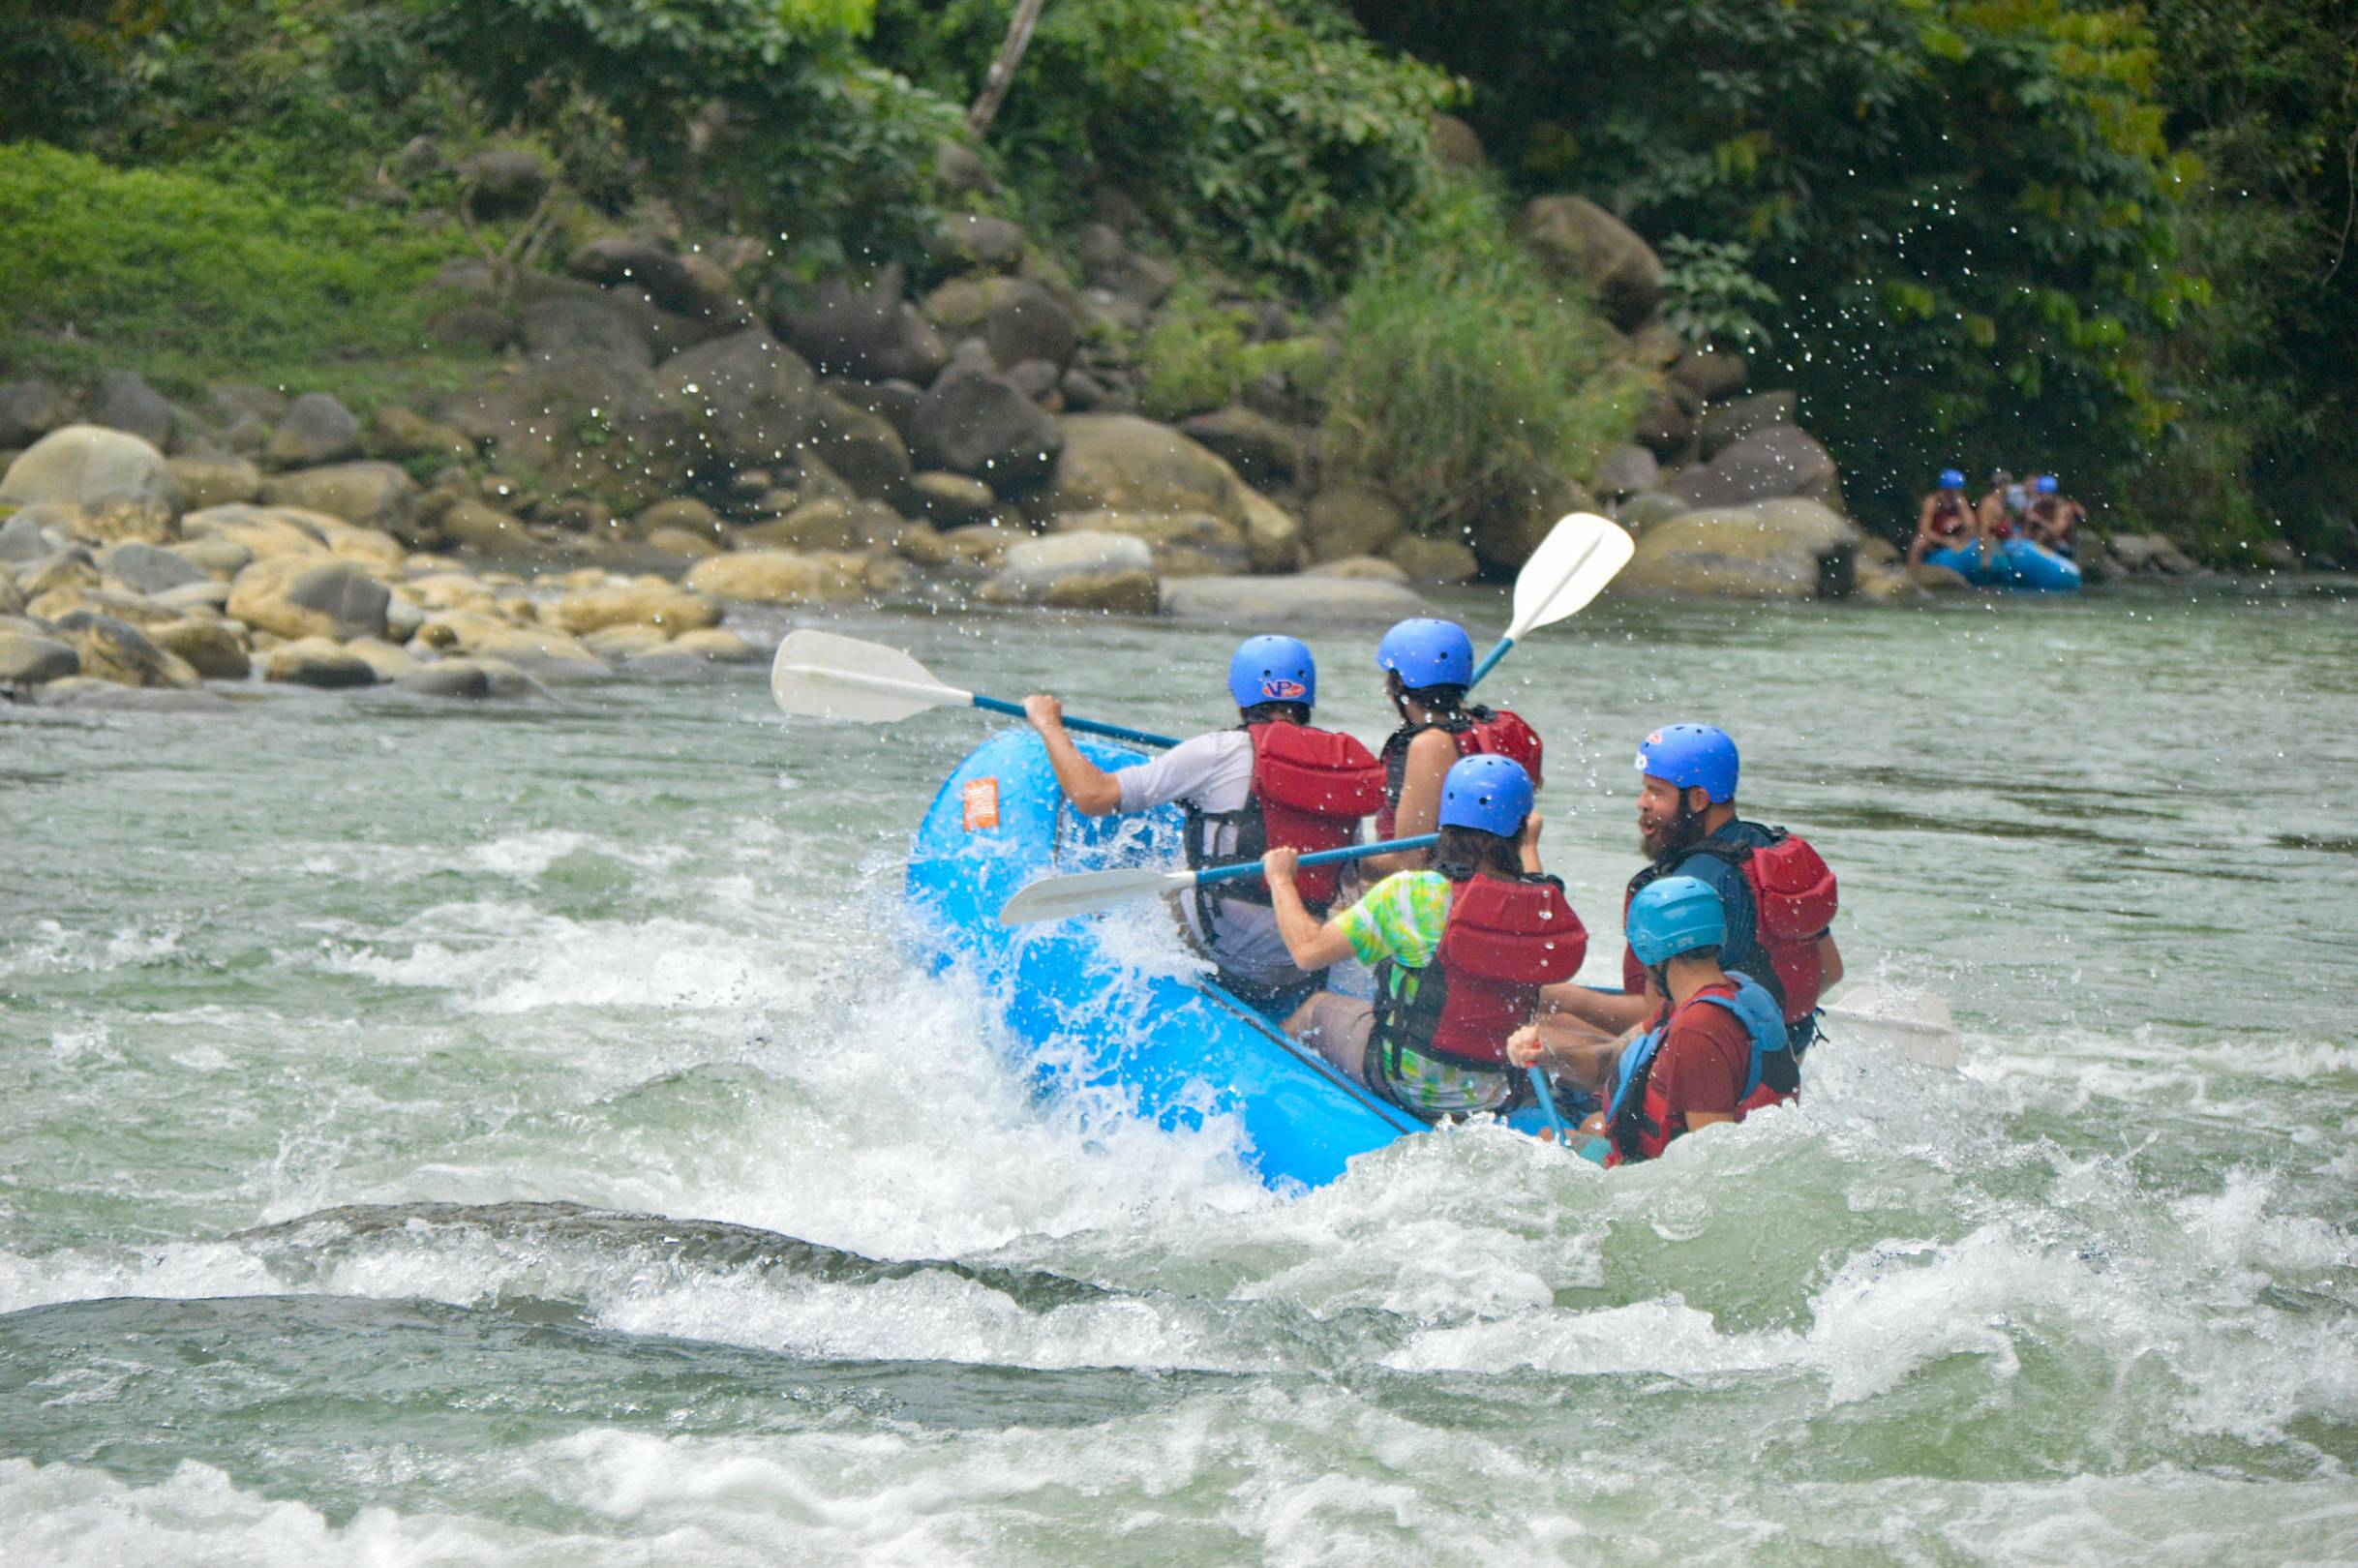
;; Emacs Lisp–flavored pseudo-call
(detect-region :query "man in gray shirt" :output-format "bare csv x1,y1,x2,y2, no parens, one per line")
1022,635,1382,1015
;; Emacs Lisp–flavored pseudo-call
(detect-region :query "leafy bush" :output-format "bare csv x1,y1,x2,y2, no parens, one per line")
1137,286,1329,420
873,0,1455,289
0,141,483,401
1323,184,1642,536
1656,237,1779,353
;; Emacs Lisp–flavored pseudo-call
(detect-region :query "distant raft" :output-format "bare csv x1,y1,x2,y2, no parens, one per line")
1926,538,2083,593
903,729,1586,1188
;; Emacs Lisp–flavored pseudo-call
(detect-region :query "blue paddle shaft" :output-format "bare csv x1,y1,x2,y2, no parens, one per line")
1194,833,1440,887
1467,636,1515,689
1527,1069,1570,1142
969,693,1180,749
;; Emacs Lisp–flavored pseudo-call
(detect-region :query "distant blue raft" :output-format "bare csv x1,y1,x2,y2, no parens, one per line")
1927,538,2083,593
903,730,1583,1189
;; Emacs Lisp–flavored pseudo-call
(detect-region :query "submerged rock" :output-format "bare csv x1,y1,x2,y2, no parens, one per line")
0,629,79,685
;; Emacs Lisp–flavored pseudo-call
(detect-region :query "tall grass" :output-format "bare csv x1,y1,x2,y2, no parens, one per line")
1323,184,1644,536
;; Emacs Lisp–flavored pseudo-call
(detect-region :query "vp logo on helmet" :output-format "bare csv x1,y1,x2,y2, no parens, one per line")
1260,678,1307,701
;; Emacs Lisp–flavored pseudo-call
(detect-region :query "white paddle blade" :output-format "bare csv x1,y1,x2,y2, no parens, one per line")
1822,983,1961,1071
997,865,1197,927
1506,513,1635,642
770,629,969,723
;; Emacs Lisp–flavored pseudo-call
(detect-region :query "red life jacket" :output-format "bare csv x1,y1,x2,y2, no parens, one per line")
1927,498,1970,541
1183,721,1384,911
1618,826,1838,1029
1604,974,1791,1166
1372,874,1586,1073
1375,709,1546,839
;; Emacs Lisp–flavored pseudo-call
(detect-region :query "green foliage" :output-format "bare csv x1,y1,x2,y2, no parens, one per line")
1656,237,1779,352
1323,184,1642,536
872,0,1456,290
1137,286,1329,420
0,141,485,402
1350,0,2197,530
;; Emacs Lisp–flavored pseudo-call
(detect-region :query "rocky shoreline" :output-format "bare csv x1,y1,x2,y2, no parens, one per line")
0,179,2234,709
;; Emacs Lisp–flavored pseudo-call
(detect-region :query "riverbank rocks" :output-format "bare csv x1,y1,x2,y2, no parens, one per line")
981,531,1160,613
1304,485,1406,563
101,541,209,596
1520,196,1662,329
168,454,264,510
1050,509,1248,577
150,617,251,679
1163,574,1429,627
548,580,722,637
91,371,176,448
48,610,201,687
1041,414,1284,542
656,330,820,473
264,637,380,688
448,352,696,508
1,425,183,516
1177,407,1309,492
183,504,327,561
1697,392,1797,459
913,371,1063,487
227,558,390,642
1382,532,1480,584
0,629,79,685
397,661,493,700
266,393,361,468
258,463,419,533
682,549,864,605
0,377,73,448
1615,498,1861,600
1671,425,1842,511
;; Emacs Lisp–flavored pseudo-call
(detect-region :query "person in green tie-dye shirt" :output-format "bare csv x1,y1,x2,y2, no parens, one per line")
1261,755,1584,1121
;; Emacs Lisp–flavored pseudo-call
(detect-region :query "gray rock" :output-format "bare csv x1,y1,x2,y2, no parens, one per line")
154,579,232,614
1671,347,1747,403
263,639,381,688
520,296,654,368
912,371,1063,489
999,358,1063,405
288,560,392,642
1161,574,1429,627
1519,196,1662,329
167,453,264,510
102,541,209,595
47,610,201,687
258,462,419,532
656,330,822,472
393,135,444,183
824,377,925,444
0,377,73,448
0,511,63,562
806,394,914,498
149,616,250,679
90,371,175,448
567,237,738,321
1696,391,1797,459
903,470,997,527
781,266,948,383
426,303,517,353
397,660,493,699
1672,424,1841,511
0,629,78,685
35,677,232,712
982,530,1159,612
1592,443,1662,499
984,283,1080,374
1177,407,1310,491
930,214,1026,273
266,393,362,468
1616,498,1861,600
1304,485,1406,564
459,148,550,216
0,425,182,515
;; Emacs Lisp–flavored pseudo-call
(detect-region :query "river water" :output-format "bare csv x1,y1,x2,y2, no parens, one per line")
4,581,2355,1565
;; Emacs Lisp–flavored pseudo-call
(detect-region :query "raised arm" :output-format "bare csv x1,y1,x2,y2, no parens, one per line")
1023,694,1124,816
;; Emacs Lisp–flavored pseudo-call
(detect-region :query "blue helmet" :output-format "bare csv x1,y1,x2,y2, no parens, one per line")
1438,754,1533,837
1227,634,1316,709
2036,474,2059,496
1626,875,1728,967
1635,723,1738,804
1938,467,1966,491
1376,618,1474,689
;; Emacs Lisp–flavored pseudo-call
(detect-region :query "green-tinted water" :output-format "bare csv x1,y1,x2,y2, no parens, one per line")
5,584,2355,1565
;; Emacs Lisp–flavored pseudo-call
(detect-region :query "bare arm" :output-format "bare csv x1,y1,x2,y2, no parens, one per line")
1538,981,1653,1037
1817,932,1843,991
1363,729,1455,876
1023,695,1123,817
1261,846,1359,971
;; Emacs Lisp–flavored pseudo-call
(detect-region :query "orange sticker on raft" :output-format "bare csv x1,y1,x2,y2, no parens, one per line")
962,777,1001,832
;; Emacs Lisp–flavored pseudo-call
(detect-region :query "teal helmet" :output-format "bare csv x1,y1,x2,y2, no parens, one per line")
1626,875,1727,967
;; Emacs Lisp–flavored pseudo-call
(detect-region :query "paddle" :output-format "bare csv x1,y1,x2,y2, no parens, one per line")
1819,983,1962,1071
997,834,1439,927
770,628,1181,749
1466,513,1636,688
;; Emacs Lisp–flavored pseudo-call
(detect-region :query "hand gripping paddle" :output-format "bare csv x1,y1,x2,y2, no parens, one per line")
996,835,1439,927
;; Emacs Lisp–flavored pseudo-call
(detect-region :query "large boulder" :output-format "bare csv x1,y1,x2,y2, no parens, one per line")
902,471,997,528
167,454,264,510
984,282,1081,374
449,351,702,507
0,377,73,448
682,549,865,605
1520,196,1662,329
912,371,1063,488
519,295,654,369
1671,425,1842,512
257,463,419,533
1592,443,1663,500
149,617,251,679
183,503,329,561
1304,485,1406,564
1161,574,1429,627
1040,413,1276,534
806,394,914,498
0,425,182,516
263,637,381,688
227,557,390,642
654,331,821,475
1468,476,1596,576
1176,407,1310,492
547,581,723,638
980,531,1159,614
90,371,176,448
930,213,1026,273
1671,347,1748,403
1050,509,1248,577
1237,491,1306,575
47,610,201,687
1614,498,1861,600
1382,532,1480,584
779,267,949,383
101,541,210,596
0,629,79,685
568,237,743,322
1697,391,1797,459
265,392,362,468
369,407,476,464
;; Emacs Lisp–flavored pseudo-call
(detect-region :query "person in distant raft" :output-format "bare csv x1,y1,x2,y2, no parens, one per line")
1908,467,1976,565
2023,474,2085,558
1358,618,1545,879
1533,724,1841,1095
1023,634,1385,1017
1510,876,1790,1164
1260,755,1586,1122
1978,468,2026,549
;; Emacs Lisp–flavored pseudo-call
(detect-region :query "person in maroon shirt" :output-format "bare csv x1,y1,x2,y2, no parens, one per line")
1511,874,1790,1162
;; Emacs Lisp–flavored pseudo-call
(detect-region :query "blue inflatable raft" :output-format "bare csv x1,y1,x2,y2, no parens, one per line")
904,730,1585,1188
1926,537,2082,593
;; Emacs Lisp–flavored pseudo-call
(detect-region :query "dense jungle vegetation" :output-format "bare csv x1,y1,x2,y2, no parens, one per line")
6,0,2354,558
